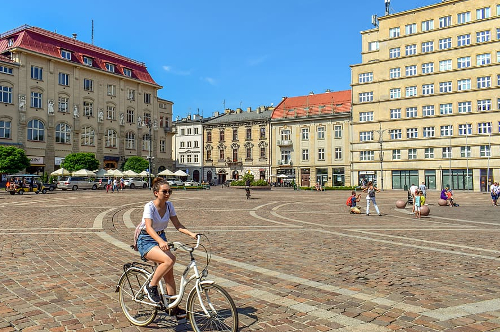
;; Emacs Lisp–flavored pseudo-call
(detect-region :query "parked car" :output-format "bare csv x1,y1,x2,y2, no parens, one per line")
57,176,98,190
183,181,199,187
44,182,57,191
167,180,184,187
124,178,148,189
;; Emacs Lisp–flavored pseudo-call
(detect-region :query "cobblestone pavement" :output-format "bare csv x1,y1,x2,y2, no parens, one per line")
1,187,500,331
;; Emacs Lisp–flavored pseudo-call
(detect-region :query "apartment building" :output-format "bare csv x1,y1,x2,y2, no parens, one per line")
172,114,205,182
351,0,500,191
0,25,171,173
271,90,351,187
203,107,272,185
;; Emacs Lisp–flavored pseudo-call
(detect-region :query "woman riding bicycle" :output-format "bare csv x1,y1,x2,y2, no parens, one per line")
136,177,198,319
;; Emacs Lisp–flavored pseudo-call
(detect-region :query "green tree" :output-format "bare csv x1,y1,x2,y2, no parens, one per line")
0,146,31,174
123,156,149,173
61,153,99,172
242,172,254,184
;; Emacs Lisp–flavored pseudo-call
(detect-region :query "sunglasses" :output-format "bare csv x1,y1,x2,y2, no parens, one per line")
160,189,173,195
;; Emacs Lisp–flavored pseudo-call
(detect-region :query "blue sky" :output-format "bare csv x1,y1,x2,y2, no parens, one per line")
2,0,437,119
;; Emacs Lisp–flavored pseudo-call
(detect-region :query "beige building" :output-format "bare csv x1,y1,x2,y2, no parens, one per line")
351,0,499,192
0,25,172,173
270,90,352,187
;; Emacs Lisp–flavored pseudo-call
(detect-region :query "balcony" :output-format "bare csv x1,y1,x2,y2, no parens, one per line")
277,160,293,166
226,158,243,166
163,126,175,133
277,140,292,146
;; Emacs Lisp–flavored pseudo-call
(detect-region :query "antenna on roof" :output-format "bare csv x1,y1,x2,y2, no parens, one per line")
385,0,391,15
371,15,378,27
91,20,94,45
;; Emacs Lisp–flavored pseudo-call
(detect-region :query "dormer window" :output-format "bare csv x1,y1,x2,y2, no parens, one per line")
7,38,14,47
61,49,71,60
83,56,93,66
105,63,115,72
123,68,132,77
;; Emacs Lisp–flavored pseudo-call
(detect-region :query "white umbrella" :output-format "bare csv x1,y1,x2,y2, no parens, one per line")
158,169,174,176
112,169,124,177
104,169,116,177
277,174,288,178
95,169,107,177
123,170,139,177
174,170,188,177
50,168,71,176
138,170,155,177
72,169,96,177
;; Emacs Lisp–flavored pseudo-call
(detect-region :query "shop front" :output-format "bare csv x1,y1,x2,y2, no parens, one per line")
26,156,45,174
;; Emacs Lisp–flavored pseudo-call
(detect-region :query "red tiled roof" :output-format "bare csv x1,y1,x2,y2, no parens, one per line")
0,54,13,63
272,90,351,119
0,26,159,86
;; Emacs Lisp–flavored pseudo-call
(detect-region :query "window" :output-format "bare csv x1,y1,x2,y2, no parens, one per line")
392,149,401,160
405,44,417,56
477,30,491,43
61,49,71,60
439,15,452,28
334,125,342,138
31,65,43,80
457,34,471,46
406,86,417,97
318,148,325,161
478,99,491,111
422,84,434,95
389,68,401,78
180,141,185,148
335,147,342,160
423,127,435,137
220,129,225,141
158,140,165,153
440,103,453,115
438,37,452,50
405,23,417,35
246,127,252,140
439,59,452,71
301,128,309,140
81,126,95,146
180,155,185,163
408,149,417,160
422,62,434,74
56,72,69,86
83,57,93,66
317,127,325,139
107,84,116,96
30,92,42,108
260,147,266,159
245,147,251,160
458,123,472,135
390,129,401,140
498,28,500,40
407,128,418,139
58,96,68,113
126,109,135,123
389,47,400,58
360,151,374,161
194,141,199,148
389,27,400,38
457,56,471,68
142,134,151,151
442,147,452,158
406,107,417,118
83,101,93,117
478,122,492,134
422,105,435,117
127,89,135,100
0,120,11,138
123,68,132,77
476,7,491,20
232,128,238,141
457,79,471,91
358,92,373,103
477,53,491,66
302,149,309,161
390,108,401,119
461,146,471,158
368,41,379,51
187,141,192,148
359,112,373,122
439,81,452,93
405,65,417,76
421,41,434,53
27,119,44,141
358,72,373,83
194,154,199,163
480,145,491,157
359,131,373,141
0,85,12,103
424,148,434,158
458,101,472,113
390,88,401,99
55,123,71,143
143,112,151,125
0,66,13,74
440,125,453,136
421,19,434,31
84,78,93,91
144,93,151,104
106,105,116,120
105,63,115,72
477,76,491,89
125,132,135,149
457,11,471,24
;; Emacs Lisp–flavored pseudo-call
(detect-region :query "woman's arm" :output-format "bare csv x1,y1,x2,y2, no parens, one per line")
170,215,197,239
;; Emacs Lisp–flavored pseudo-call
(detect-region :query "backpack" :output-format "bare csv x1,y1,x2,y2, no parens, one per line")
368,188,375,197
346,196,353,207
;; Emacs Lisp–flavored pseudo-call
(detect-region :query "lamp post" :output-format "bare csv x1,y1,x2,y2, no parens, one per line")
145,120,154,189
449,134,452,189
466,123,469,191
375,123,387,190
487,125,491,190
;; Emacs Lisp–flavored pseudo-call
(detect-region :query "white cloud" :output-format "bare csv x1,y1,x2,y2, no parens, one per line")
201,77,216,85
162,65,192,76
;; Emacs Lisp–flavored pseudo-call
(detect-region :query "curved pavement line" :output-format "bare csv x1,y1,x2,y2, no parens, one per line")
123,208,137,229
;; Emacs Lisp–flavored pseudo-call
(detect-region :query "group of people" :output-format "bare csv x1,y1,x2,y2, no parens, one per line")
347,181,382,216
490,182,500,206
104,177,125,193
440,187,457,206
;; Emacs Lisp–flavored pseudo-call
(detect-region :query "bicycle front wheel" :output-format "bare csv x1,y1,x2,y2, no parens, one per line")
118,269,157,326
187,283,238,332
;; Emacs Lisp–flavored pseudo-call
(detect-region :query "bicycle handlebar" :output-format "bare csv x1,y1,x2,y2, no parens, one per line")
169,234,202,252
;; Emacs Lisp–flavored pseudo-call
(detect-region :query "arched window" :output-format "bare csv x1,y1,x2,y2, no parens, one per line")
0,120,11,138
105,129,117,148
142,134,151,151
55,122,71,143
125,131,135,149
27,119,45,141
81,126,95,146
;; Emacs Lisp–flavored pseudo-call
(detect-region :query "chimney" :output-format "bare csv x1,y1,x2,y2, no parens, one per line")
72,33,77,40
225,109,231,114
236,108,242,113
325,89,331,93
247,107,252,112
309,91,314,95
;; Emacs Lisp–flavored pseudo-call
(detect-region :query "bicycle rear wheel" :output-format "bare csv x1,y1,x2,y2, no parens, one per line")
187,283,238,332
118,269,157,326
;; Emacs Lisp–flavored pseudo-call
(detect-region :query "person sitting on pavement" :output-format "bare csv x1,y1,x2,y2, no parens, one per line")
348,191,362,214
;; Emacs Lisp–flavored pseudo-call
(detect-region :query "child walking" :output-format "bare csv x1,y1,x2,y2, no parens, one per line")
414,190,421,219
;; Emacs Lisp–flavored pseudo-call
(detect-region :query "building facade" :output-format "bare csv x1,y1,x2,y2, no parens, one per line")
271,90,352,187
0,25,171,173
351,0,500,191
173,114,205,182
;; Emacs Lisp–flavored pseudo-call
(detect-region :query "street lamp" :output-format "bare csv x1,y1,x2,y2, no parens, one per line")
145,120,154,189
466,123,469,191
487,125,492,190
374,123,387,190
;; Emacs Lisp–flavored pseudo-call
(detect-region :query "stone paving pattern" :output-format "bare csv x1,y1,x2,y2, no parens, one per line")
1,186,500,331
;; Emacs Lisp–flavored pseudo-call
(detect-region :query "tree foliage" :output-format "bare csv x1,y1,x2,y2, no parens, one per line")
60,153,99,172
0,146,31,174
123,156,149,173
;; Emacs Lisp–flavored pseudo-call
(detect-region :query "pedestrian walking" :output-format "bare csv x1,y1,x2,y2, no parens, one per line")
363,181,381,216
491,182,498,206
106,178,112,193
419,181,427,198
113,178,118,193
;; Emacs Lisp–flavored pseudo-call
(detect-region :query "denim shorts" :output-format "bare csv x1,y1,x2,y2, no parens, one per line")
137,231,167,261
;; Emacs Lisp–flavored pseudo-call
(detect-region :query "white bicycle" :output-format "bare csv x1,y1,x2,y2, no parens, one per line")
116,234,238,331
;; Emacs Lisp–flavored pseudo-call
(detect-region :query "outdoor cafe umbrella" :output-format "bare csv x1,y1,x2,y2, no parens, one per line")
50,168,70,176
158,169,175,176
173,170,188,177
95,169,107,177
123,170,139,177
72,169,96,177
138,170,155,177
111,169,124,177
